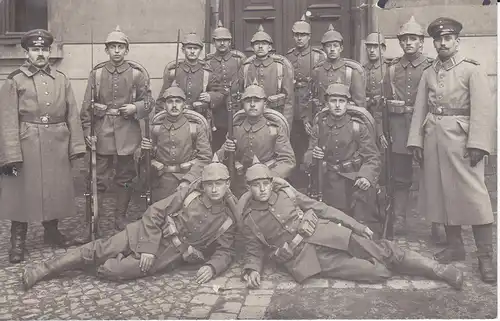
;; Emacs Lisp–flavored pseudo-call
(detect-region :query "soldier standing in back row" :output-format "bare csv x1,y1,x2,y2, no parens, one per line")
238,25,295,127
312,25,366,109
204,21,246,151
380,16,434,238
0,29,86,263
285,15,326,187
407,18,496,283
78,26,154,241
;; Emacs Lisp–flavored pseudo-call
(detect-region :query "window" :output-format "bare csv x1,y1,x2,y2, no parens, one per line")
0,0,48,40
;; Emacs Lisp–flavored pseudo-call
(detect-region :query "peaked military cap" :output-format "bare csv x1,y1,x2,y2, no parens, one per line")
292,14,311,34
202,154,230,182
321,24,343,44
105,25,130,46
241,79,267,100
251,25,273,44
325,83,351,99
397,16,424,37
183,32,204,47
162,82,186,100
427,17,463,38
213,20,232,40
365,32,386,46
245,156,272,182
21,29,54,50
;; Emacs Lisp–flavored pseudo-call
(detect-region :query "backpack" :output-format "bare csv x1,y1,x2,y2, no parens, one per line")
242,54,294,91
151,109,211,145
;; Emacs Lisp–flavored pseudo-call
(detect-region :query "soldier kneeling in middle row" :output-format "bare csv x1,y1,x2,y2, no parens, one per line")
238,159,463,290
22,155,238,290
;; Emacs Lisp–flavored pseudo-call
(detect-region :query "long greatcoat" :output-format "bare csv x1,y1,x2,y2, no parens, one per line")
407,53,495,225
0,63,86,222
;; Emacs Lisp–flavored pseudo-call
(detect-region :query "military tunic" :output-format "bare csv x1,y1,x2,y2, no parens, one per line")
0,63,86,222
238,55,295,127
78,186,237,281
364,59,390,135
146,114,212,202
304,112,380,215
312,58,366,108
240,183,414,283
407,54,495,225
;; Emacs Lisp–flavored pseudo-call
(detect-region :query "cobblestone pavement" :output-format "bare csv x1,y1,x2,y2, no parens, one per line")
0,161,496,319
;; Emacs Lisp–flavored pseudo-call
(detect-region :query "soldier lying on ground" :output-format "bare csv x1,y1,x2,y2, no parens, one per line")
22,156,239,290
215,80,295,197
137,85,212,203
238,158,463,290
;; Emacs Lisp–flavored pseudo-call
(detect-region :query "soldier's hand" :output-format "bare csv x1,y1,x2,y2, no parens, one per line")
354,177,371,191
139,253,156,273
467,148,487,167
119,104,137,117
412,147,424,166
223,138,236,152
312,146,324,159
195,265,215,284
303,121,313,136
199,92,211,103
1,162,22,176
85,136,97,148
379,135,389,149
244,270,261,289
141,138,153,150
361,226,374,240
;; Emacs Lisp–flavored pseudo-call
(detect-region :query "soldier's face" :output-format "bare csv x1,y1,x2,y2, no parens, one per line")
398,35,423,55
243,97,266,118
323,42,343,60
165,97,185,117
25,47,51,68
249,178,273,202
433,34,460,60
183,45,202,61
366,44,385,62
105,43,129,64
214,39,231,53
293,33,311,48
203,179,230,202
327,96,348,117
252,41,272,58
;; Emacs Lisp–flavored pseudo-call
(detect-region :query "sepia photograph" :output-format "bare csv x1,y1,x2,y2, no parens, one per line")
0,0,497,319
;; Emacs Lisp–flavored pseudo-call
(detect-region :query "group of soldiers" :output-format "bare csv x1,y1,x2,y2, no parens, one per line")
0,13,496,293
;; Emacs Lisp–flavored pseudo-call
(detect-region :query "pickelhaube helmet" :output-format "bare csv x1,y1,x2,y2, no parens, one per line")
212,20,232,40
397,16,425,37
292,14,311,34
250,25,273,44
240,79,267,100
162,81,186,100
202,154,230,182
105,25,130,46
183,32,204,48
365,32,386,46
325,83,351,99
21,29,54,50
321,24,343,44
245,156,272,182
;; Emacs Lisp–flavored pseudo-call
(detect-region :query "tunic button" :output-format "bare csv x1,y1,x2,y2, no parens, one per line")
43,82,47,85
45,92,49,95
46,102,50,106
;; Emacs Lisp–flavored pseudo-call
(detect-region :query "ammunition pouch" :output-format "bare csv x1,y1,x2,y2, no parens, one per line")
271,234,304,264
325,157,362,174
182,245,206,263
267,93,286,110
152,160,194,176
387,100,413,114
297,209,319,237
93,103,108,117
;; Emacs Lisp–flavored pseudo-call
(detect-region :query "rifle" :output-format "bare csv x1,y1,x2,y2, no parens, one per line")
316,148,324,202
202,30,216,133
85,28,99,241
174,29,180,80
226,76,242,180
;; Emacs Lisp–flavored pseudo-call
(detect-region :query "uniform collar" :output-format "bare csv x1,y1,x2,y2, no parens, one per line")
21,62,56,79
400,53,426,68
215,51,232,61
242,116,267,132
253,56,273,67
181,60,203,73
200,193,226,213
105,61,130,74
248,191,278,210
163,114,188,130
326,113,351,128
433,53,464,72
323,58,345,71
364,59,381,70
294,45,312,57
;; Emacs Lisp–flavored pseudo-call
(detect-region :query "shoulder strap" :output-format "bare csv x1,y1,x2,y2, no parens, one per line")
268,123,278,137
202,69,209,91
345,66,352,89
189,123,197,143
352,119,360,143
389,63,397,99
94,68,103,101
282,186,297,205
131,67,142,102
243,64,250,87
183,191,201,208
276,61,283,91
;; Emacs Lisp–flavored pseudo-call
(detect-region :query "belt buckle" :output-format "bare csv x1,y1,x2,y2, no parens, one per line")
41,115,49,123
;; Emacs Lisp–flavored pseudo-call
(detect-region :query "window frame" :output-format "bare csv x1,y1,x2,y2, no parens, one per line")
0,0,48,45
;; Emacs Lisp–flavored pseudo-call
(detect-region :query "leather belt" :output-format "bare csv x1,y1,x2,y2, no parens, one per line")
105,109,121,116
294,81,309,88
20,115,66,124
326,157,362,173
388,105,414,114
159,161,194,174
430,106,470,116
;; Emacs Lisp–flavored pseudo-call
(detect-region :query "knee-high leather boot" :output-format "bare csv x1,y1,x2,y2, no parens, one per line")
9,221,28,264
434,225,466,264
473,224,496,284
396,250,463,290
114,188,132,231
42,219,74,247
22,249,84,290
